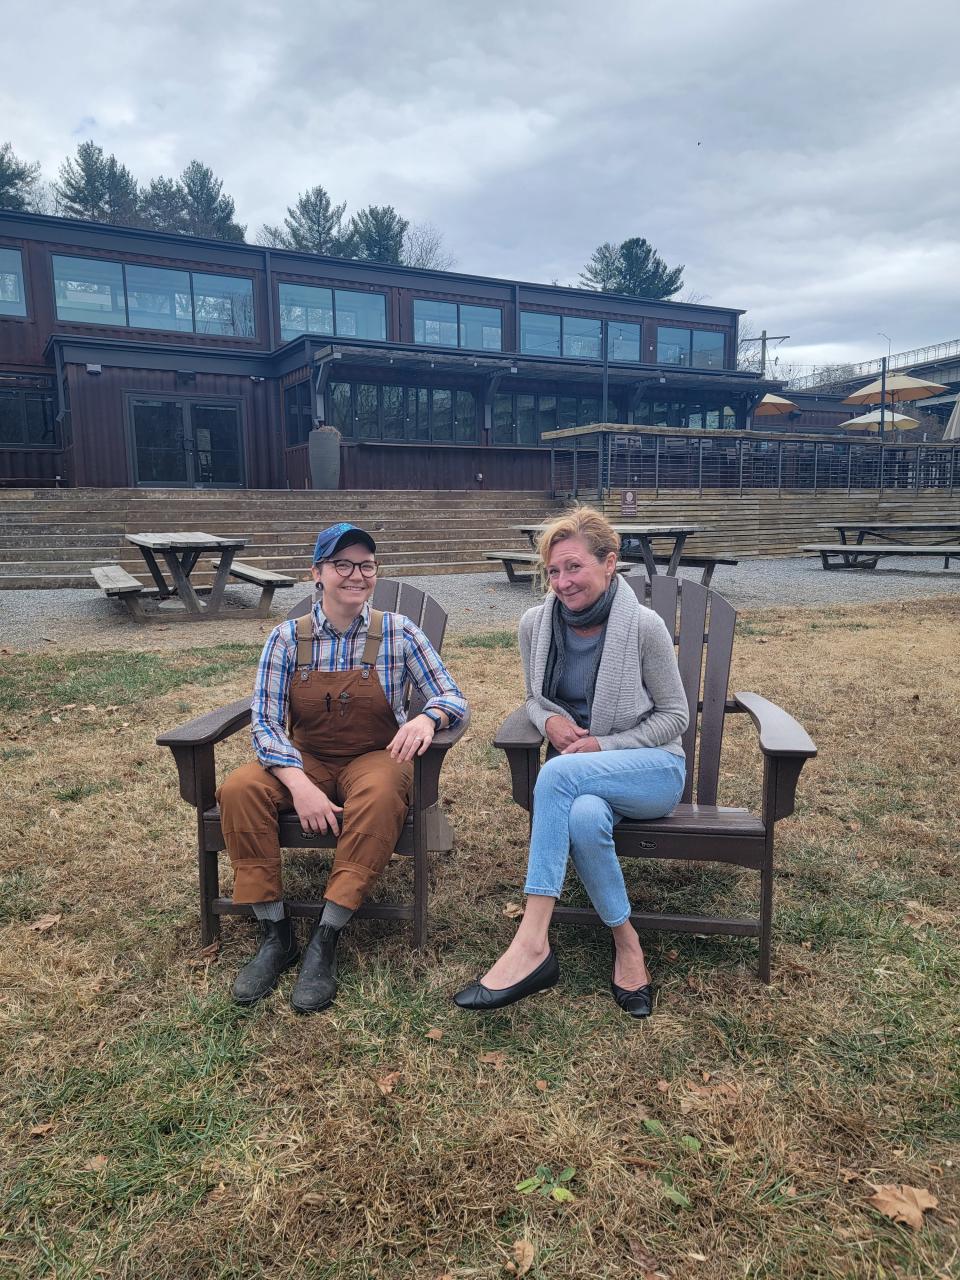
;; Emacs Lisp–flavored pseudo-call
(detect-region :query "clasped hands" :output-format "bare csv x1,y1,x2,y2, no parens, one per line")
545,714,600,754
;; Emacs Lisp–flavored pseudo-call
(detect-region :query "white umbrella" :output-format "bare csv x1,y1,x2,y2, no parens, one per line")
843,373,948,406
753,393,799,416
838,410,919,432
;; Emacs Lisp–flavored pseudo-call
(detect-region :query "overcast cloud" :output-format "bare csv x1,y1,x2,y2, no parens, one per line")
4,0,959,374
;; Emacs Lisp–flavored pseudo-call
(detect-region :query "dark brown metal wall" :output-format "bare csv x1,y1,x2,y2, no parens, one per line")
64,364,284,488
0,447,61,485
340,442,550,490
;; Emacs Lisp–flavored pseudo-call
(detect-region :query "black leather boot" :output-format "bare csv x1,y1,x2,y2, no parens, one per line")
290,922,340,1014
232,917,300,1005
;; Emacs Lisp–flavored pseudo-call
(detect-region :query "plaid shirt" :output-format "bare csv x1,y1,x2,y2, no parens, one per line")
251,600,467,770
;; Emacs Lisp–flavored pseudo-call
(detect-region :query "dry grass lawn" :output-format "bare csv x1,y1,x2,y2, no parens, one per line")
1,597,958,1279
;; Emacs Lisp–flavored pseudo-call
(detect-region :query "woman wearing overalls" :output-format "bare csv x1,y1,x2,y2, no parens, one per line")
217,523,468,1014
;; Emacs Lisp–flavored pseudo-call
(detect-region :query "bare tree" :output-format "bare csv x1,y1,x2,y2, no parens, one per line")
402,221,455,270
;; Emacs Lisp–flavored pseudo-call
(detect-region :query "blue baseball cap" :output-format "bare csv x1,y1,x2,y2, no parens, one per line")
313,522,377,565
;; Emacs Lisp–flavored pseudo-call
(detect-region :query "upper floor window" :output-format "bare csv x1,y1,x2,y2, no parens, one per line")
278,282,385,343
0,248,27,318
656,325,726,369
609,321,641,362
413,298,502,351
52,254,256,337
520,311,605,360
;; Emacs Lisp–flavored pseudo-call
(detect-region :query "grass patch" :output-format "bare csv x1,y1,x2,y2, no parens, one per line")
1,597,959,1277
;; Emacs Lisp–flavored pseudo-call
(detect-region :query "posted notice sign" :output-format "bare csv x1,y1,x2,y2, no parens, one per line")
620,490,638,516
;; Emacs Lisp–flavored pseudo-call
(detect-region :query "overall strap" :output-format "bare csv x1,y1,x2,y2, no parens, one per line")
295,613,314,668
362,609,384,666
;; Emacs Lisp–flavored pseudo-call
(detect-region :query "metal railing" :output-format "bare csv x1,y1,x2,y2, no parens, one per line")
550,430,960,498
788,336,960,391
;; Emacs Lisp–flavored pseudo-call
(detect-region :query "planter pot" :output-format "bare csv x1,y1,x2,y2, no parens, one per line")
308,426,341,490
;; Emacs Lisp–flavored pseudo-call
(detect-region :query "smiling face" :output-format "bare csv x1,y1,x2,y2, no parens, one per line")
545,535,616,612
311,541,377,621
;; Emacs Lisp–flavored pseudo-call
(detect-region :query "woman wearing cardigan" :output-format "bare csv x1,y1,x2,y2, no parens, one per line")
454,506,689,1019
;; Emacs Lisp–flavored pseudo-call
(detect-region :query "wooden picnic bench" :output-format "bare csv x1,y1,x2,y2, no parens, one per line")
484,549,633,584
90,564,154,623
803,544,960,571
210,559,296,616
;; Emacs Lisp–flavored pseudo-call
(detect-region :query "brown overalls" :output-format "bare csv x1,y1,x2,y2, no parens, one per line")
217,610,413,910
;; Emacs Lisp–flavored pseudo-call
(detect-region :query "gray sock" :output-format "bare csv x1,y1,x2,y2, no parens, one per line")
252,900,285,923
320,901,354,931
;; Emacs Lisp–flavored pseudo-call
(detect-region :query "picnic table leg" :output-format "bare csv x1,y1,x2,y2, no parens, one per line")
161,551,205,614
666,532,689,576
700,562,716,589
254,583,277,618
123,594,149,624
139,546,173,598
634,537,659,579
206,547,236,614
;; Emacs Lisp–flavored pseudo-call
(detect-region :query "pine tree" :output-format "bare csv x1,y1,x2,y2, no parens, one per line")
279,185,347,254
138,176,187,233
579,236,684,300
178,161,245,241
0,142,41,212
343,205,408,263
54,141,139,225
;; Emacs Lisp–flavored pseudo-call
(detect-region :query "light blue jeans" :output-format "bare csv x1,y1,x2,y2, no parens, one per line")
524,748,686,928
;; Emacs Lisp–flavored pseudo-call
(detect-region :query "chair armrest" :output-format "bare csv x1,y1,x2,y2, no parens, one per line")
156,697,252,749
494,706,544,750
732,692,816,759
733,692,816,823
415,709,471,808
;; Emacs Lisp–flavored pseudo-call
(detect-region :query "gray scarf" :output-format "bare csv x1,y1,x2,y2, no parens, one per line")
542,577,619,728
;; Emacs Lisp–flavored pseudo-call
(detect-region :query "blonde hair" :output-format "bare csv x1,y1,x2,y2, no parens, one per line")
536,504,620,584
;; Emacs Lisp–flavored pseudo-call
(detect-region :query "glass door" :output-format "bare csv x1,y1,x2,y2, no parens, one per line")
130,397,244,487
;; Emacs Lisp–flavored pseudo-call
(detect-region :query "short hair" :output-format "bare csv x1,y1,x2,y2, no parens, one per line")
536,504,620,581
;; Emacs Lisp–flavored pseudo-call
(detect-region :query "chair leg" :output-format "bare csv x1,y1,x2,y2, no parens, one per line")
758,861,773,983
412,806,428,950
199,847,221,946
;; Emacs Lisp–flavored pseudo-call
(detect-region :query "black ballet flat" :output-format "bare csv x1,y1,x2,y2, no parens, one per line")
453,950,560,1012
610,979,654,1019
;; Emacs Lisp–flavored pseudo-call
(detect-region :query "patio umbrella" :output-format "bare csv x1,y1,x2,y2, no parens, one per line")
753,393,799,416
837,410,920,432
842,373,948,406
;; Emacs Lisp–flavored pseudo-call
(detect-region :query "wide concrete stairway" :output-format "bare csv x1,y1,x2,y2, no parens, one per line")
0,488,563,589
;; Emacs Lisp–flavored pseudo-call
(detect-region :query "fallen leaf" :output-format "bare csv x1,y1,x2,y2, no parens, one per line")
847,820,862,833
51,714,61,724
376,1070,402,1095
479,1050,507,1070
511,1239,534,1275
840,1167,860,1183
701,1071,712,1083
28,913,62,933
628,1242,660,1271
655,1079,670,1093
867,1183,938,1231
206,1182,228,1202
755,636,768,644
85,1155,109,1172
301,1192,325,1205
685,972,699,991
425,1027,443,1041
29,1122,54,1138
679,1080,740,1113
800,940,813,951
503,902,523,919
664,948,679,962
535,1079,549,1092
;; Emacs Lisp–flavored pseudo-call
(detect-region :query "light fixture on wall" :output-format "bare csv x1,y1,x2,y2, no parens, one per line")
85,363,102,376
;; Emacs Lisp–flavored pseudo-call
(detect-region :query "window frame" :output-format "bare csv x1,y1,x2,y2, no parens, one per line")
324,380,479,444
0,247,28,320
0,383,59,450
125,391,246,488
412,297,503,352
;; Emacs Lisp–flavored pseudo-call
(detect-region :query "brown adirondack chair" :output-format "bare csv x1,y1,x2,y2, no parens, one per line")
494,576,816,981
157,580,468,948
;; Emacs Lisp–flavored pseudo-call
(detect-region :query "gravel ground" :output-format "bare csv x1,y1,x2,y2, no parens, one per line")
2,556,959,652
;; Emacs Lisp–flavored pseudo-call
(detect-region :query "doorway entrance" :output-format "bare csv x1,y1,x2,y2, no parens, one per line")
129,397,245,487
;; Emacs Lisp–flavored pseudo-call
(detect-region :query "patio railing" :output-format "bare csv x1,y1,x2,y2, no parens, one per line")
549,429,960,498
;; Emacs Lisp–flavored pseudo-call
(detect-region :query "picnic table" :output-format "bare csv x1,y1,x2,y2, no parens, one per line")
810,522,960,571
816,521,960,547
514,523,711,580
125,531,247,617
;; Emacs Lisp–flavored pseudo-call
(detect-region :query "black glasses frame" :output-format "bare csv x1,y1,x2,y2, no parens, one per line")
322,557,379,579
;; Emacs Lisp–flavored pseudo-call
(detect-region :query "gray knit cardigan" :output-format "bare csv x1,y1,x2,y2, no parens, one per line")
518,581,690,756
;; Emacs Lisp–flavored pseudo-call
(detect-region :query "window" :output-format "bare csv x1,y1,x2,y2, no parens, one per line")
490,391,608,444
284,381,313,446
657,326,727,368
329,382,352,435
53,255,126,325
279,283,334,342
325,381,478,443
192,272,255,337
493,392,514,443
129,397,243,486
0,248,26,317
455,389,477,441
609,321,641,362
516,393,537,444
125,264,193,333
382,385,405,441
355,383,379,439
334,289,385,340
460,305,501,351
414,299,458,347
520,312,561,356
0,386,57,446
692,330,725,369
413,299,502,351
563,317,601,359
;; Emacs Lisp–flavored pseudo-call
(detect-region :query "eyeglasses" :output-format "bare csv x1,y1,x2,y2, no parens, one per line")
323,558,379,579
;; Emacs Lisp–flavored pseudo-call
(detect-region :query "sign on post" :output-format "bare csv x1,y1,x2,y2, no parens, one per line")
620,489,638,517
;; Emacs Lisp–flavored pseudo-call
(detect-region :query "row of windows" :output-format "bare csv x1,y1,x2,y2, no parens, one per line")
492,391,619,445
328,382,479,444
52,255,255,337
0,387,57,446
1,245,729,369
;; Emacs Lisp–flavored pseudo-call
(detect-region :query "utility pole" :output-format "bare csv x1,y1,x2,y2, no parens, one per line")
740,329,790,375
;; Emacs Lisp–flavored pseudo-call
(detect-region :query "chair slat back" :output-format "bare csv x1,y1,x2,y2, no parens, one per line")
626,576,736,805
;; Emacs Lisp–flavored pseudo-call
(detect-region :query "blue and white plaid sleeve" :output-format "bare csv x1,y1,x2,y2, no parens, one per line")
402,619,468,726
250,621,303,769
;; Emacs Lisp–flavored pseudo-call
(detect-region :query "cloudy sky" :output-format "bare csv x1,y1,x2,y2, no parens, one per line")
4,0,959,374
